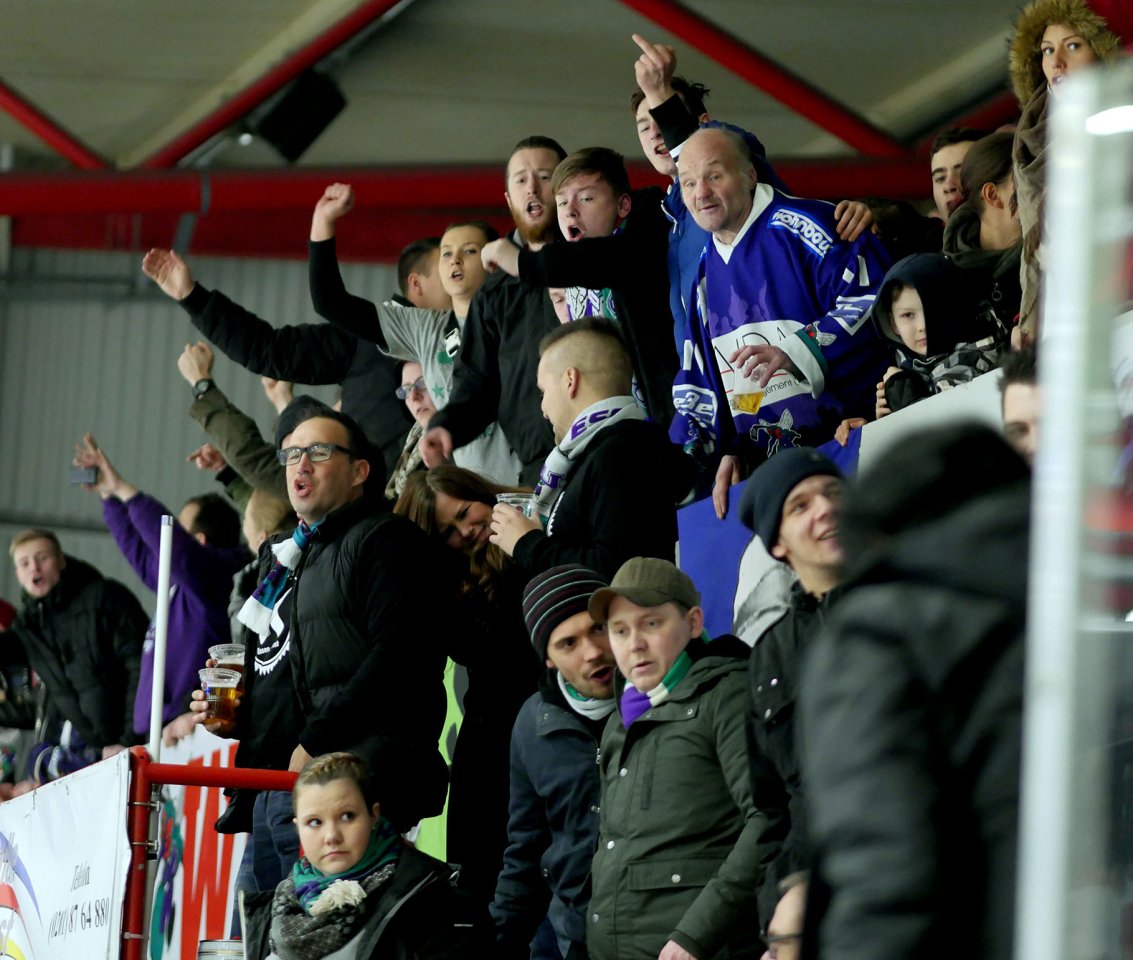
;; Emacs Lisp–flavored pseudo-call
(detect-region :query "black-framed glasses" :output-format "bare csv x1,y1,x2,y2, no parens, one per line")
276,443,355,466
396,377,427,400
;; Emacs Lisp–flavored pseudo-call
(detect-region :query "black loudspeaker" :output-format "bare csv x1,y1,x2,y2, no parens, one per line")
253,71,347,163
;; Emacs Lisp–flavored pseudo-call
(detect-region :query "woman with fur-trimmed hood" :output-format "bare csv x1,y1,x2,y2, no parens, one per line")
1010,0,1122,345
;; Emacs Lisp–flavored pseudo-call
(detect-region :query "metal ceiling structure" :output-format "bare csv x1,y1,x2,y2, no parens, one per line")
0,0,1069,261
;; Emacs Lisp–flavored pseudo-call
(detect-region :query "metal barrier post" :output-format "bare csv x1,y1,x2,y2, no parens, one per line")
122,746,156,960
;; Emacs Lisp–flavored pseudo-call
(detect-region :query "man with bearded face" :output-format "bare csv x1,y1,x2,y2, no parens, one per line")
420,136,567,486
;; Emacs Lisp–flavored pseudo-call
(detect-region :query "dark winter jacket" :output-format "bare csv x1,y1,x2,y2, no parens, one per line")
870,253,1001,412
589,637,771,960
941,204,1023,341
12,556,147,749
512,419,693,580
517,189,678,427
180,283,411,480
427,267,558,485
747,583,841,927
287,497,455,830
800,482,1029,960
444,565,542,905
491,671,607,960
240,845,491,960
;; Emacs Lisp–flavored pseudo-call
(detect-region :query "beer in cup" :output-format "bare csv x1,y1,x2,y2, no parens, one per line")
208,644,245,695
198,668,241,737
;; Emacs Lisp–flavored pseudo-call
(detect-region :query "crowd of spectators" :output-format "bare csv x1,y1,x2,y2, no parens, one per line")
0,4,1125,958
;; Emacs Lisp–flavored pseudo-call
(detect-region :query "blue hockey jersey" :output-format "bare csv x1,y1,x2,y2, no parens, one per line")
670,184,891,461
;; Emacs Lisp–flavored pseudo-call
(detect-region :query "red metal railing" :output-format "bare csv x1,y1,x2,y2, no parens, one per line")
121,746,298,960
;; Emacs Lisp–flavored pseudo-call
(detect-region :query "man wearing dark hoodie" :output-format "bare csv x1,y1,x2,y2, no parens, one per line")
9,529,147,780
800,423,1030,960
869,252,1001,419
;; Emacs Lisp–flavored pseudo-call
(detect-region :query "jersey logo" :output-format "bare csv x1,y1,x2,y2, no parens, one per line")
752,409,802,455
769,209,832,258
672,384,718,424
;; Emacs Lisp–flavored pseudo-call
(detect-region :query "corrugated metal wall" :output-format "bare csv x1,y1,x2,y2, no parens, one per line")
0,246,398,609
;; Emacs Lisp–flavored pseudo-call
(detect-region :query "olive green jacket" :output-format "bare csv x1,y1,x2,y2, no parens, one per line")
588,640,772,960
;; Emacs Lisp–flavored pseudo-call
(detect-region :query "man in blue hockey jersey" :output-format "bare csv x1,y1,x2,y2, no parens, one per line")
671,127,890,518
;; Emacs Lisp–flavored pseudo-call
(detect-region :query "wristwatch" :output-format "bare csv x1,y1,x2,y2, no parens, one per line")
192,378,214,400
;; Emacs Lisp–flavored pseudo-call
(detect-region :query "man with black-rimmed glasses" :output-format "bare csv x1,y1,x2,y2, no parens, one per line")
240,398,457,835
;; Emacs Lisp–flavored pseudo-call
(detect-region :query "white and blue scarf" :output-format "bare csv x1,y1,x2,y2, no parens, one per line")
532,396,644,521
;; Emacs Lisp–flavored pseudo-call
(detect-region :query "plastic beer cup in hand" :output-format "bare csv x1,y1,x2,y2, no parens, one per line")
208,644,246,694
198,668,241,737
495,493,538,518
731,371,764,415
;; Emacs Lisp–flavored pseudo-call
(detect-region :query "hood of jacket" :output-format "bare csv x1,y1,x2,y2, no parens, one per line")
870,253,985,357
846,481,1031,606
1009,0,1122,104
942,203,1023,279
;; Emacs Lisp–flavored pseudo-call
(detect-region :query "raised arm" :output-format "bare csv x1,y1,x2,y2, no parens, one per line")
143,247,356,386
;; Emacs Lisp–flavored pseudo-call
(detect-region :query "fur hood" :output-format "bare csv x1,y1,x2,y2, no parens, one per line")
1009,0,1121,104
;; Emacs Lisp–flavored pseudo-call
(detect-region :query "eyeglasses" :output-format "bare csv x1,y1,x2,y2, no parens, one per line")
762,933,801,960
396,377,427,400
276,443,355,466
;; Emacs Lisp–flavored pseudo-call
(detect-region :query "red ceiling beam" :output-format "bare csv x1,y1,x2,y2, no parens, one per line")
0,156,927,219
140,0,406,170
0,167,507,216
617,0,910,158
0,77,106,169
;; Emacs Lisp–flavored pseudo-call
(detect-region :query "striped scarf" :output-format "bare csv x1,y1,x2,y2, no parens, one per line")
620,648,693,728
237,519,320,639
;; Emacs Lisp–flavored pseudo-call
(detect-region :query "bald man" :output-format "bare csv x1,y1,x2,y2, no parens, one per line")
490,318,693,578
671,127,890,519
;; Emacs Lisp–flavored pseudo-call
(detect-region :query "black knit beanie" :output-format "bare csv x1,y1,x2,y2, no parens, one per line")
522,564,609,661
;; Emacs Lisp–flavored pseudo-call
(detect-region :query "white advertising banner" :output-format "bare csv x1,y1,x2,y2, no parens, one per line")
148,728,245,960
0,750,131,959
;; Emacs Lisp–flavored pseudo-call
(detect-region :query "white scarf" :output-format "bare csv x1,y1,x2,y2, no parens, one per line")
532,396,644,520
557,671,616,722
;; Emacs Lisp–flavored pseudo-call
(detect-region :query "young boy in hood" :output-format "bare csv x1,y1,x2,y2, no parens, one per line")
871,253,1001,418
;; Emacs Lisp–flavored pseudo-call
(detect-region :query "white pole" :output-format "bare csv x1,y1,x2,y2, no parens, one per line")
146,515,174,760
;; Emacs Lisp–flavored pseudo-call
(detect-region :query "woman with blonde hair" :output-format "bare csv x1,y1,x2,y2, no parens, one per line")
240,752,487,959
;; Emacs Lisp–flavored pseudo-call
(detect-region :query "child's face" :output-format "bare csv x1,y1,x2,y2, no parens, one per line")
556,172,630,242
439,225,488,301
294,778,379,875
891,287,928,356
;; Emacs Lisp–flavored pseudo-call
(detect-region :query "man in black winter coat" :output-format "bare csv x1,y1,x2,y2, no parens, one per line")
737,448,846,928
9,529,147,779
489,319,693,580
262,401,456,831
492,564,617,960
480,146,677,428
799,424,1030,960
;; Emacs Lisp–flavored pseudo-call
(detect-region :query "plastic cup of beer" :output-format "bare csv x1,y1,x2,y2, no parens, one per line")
496,493,538,519
198,668,241,737
731,371,764,414
208,644,245,695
